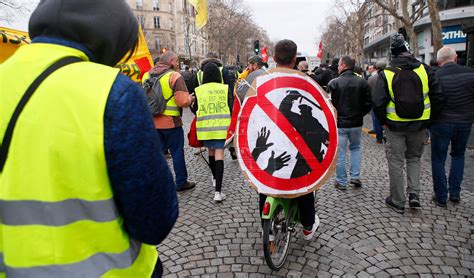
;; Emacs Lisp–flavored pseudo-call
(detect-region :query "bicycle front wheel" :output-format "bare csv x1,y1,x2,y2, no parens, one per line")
262,206,292,270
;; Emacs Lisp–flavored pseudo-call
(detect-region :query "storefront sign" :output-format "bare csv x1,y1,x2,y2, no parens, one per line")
442,25,467,44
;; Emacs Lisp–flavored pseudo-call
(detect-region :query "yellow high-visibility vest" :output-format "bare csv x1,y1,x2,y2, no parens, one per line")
195,83,230,140
384,65,430,122
158,71,180,116
142,71,180,116
0,43,157,277
197,67,224,86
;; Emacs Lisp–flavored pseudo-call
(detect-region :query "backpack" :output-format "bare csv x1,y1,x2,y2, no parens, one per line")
142,70,172,115
386,67,425,119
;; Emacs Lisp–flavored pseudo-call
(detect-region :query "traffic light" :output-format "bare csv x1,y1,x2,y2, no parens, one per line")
254,40,260,55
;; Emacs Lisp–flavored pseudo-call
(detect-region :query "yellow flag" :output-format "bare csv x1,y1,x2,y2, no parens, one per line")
188,0,207,29
1,26,153,83
0,27,31,64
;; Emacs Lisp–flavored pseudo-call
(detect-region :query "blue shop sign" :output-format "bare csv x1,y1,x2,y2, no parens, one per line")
442,25,467,44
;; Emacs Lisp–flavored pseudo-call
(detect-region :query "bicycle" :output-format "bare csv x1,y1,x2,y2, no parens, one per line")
260,196,296,270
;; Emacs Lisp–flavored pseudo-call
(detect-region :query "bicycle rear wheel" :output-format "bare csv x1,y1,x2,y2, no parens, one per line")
262,205,292,270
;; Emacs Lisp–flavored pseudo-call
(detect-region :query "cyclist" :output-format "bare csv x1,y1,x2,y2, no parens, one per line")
257,39,320,240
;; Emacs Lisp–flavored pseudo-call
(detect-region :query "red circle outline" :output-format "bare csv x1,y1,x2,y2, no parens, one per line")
237,76,337,191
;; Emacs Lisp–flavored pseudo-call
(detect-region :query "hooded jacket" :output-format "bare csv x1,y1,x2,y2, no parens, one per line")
373,53,442,132
189,57,235,112
9,0,178,247
29,0,138,67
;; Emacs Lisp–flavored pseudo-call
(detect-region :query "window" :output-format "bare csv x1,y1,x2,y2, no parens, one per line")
153,0,159,11
137,16,145,28
155,37,161,50
154,17,160,29
438,0,474,10
136,0,143,9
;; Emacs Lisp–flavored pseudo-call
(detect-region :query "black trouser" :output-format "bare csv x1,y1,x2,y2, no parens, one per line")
259,192,315,228
151,258,163,277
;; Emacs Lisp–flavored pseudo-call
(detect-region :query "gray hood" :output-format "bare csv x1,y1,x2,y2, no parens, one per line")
29,0,138,66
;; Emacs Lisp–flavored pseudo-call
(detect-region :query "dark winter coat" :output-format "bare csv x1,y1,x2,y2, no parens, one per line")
432,62,474,124
328,69,373,128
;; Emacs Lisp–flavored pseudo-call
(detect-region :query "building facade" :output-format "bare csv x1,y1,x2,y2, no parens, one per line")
127,0,208,66
363,0,474,65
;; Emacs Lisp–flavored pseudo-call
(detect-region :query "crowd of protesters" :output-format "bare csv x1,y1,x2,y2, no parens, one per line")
1,0,472,275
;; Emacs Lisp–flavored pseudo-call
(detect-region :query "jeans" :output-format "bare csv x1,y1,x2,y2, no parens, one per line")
371,110,384,141
431,123,472,202
336,127,362,186
385,129,425,207
156,127,188,187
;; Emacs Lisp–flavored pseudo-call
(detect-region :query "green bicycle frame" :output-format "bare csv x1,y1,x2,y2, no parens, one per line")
261,196,299,222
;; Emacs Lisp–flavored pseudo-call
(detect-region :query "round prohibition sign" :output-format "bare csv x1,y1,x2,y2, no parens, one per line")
237,75,337,194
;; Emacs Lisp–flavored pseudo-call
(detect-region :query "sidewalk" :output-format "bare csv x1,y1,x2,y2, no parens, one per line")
159,110,473,277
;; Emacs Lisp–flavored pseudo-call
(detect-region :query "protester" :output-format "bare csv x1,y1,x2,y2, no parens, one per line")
0,0,178,276
366,64,376,80
193,63,232,202
180,65,194,91
190,51,237,159
297,60,318,82
373,33,442,213
258,39,320,240
150,51,196,192
313,63,333,89
430,46,474,206
235,55,266,101
368,59,387,144
328,58,340,80
429,59,439,72
328,56,373,190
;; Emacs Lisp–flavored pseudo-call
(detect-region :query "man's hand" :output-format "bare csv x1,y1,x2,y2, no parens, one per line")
265,151,291,175
251,127,274,160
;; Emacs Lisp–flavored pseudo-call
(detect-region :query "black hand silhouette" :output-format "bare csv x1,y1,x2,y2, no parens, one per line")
252,127,274,160
265,151,291,175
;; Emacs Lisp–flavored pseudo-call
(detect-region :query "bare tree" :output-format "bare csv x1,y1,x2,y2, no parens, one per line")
0,0,29,23
371,0,427,56
206,0,272,65
426,0,442,58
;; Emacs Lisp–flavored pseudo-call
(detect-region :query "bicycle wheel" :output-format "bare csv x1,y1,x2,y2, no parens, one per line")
262,205,292,270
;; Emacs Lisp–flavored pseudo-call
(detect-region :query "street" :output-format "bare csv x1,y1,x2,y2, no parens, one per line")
159,109,474,277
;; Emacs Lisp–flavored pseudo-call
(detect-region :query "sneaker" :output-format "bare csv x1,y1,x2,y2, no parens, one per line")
449,195,460,203
350,179,362,188
213,192,226,202
334,182,347,191
303,214,320,240
385,197,405,214
432,195,447,207
408,193,421,209
176,181,196,192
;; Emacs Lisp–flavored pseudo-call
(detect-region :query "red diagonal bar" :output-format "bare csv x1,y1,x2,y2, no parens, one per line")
257,96,324,174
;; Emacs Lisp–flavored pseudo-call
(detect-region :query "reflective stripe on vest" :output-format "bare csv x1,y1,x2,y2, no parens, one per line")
160,71,180,116
0,198,118,226
384,65,431,122
195,83,230,140
0,43,157,277
0,239,143,277
197,67,224,86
